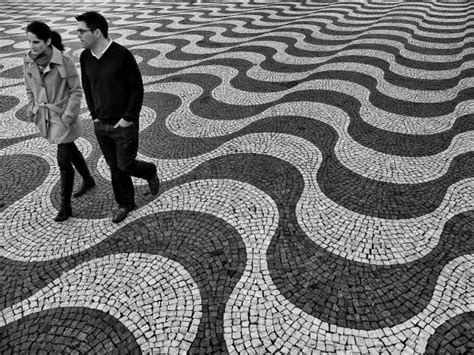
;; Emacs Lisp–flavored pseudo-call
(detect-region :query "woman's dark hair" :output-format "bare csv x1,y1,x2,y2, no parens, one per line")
75,11,108,38
26,20,64,51
51,31,64,51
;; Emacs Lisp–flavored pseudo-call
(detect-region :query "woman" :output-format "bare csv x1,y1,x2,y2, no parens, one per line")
23,21,95,222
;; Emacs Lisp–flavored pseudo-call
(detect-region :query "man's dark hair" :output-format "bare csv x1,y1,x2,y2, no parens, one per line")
75,11,108,38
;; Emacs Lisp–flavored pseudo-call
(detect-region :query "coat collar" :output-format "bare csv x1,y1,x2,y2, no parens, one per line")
50,46,63,65
24,46,67,79
24,46,63,65
24,52,34,63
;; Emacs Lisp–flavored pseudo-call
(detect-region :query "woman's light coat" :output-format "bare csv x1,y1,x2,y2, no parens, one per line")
23,46,83,144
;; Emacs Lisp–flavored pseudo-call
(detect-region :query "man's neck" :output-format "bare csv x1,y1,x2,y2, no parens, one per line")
91,37,110,56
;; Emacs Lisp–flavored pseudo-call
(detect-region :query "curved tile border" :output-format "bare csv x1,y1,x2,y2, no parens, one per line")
154,86,473,183
1,209,247,353
0,307,141,353
225,254,473,353
161,152,473,329
425,312,474,354
0,153,49,212
0,253,202,353
4,132,469,264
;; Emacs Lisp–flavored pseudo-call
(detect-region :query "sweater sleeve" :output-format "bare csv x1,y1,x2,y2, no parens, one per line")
122,48,143,122
80,52,96,119
63,55,83,120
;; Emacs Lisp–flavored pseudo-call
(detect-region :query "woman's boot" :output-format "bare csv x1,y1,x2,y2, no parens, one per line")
71,143,95,198
73,177,96,198
54,169,74,222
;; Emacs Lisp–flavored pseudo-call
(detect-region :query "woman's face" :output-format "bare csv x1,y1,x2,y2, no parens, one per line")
26,32,50,56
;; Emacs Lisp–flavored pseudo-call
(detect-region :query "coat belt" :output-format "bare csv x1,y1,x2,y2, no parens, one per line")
32,97,68,115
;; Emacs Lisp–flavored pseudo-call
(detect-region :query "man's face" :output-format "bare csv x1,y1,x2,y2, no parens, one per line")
76,21,96,49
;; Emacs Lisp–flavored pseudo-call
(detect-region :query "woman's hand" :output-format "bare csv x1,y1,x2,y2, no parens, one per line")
61,114,75,127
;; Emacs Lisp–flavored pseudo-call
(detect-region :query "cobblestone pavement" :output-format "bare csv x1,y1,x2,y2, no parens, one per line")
1,0,473,353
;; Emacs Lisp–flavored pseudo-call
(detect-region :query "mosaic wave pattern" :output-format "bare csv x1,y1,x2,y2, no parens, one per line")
1,0,473,353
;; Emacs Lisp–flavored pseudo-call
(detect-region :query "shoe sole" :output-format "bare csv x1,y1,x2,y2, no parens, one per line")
73,184,96,198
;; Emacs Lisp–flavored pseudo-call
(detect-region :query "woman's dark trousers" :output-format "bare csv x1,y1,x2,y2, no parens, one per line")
55,141,93,221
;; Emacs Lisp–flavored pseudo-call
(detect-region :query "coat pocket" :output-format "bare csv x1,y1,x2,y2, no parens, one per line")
49,111,80,144
50,111,69,132
34,113,48,138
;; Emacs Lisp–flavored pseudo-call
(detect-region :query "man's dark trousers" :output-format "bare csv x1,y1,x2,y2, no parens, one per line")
94,120,155,208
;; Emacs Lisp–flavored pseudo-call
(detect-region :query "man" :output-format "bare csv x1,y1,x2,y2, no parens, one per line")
76,11,159,223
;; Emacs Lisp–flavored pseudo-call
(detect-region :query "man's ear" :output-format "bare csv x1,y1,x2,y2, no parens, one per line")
46,38,52,46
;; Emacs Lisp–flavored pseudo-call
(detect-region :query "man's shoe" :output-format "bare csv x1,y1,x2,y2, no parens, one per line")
147,172,160,195
73,179,96,198
112,205,135,223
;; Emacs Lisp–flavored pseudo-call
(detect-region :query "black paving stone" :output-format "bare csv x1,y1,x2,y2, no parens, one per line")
0,154,50,212
0,307,141,353
425,312,474,354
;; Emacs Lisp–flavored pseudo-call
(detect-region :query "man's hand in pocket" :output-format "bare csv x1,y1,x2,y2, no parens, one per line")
114,118,133,128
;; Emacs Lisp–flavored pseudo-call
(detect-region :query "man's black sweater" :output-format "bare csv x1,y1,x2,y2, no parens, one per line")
80,41,143,123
